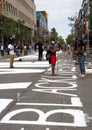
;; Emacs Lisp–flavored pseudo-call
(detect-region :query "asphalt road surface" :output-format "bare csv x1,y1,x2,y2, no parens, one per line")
0,51,92,130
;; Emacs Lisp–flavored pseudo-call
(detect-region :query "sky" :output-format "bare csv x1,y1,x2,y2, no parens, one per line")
34,0,83,40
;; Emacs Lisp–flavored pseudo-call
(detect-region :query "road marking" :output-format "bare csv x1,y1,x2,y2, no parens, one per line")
0,99,13,113
88,117,92,120
20,127,24,130
85,113,92,121
0,52,87,128
46,128,50,130
0,62,50,68
0,69,45,74
0,109,87,127
43,75,76,79
0,82,32,89
16,97,83,107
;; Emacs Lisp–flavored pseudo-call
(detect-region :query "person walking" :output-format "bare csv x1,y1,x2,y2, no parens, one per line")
8,42,15,68
77,39,86,77
36,40,44,61
1,45,4,56
49,39,59,76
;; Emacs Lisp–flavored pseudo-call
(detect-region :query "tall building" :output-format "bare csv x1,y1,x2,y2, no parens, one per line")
0,0,36,45
74,0,92,54
36,11,48,41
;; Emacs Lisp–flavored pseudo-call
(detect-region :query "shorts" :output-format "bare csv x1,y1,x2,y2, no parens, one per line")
50,55,56,65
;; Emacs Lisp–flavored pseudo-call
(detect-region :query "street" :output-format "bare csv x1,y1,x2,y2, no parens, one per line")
0,50,92,130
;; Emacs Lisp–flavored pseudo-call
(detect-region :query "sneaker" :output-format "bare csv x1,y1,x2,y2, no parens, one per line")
79,74,85,77
75,62,79,65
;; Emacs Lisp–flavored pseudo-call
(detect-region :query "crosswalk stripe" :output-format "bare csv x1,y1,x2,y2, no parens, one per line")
0,69,45,74
0,61,50,68
0,99,13,113
0,82,32,89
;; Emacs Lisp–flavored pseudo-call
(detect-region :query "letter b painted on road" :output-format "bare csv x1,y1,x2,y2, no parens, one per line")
0,108,87,127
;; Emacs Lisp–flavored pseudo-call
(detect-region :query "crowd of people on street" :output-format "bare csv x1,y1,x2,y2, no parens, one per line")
0,38,87,77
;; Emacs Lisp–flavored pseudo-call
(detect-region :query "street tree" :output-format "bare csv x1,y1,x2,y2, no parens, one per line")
66,34,73,45
49,27,58,41
58,36,65,44
0,17,17,46
0,17,30,46
16,20,30,44
68,15,77,38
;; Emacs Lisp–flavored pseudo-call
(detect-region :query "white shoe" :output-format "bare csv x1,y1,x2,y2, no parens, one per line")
79,74,85,77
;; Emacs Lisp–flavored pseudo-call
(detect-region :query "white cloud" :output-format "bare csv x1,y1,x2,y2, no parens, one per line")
35,0,82,40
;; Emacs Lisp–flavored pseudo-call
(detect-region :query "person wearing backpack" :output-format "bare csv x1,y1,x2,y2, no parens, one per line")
77,39,86,77
49,39,59,76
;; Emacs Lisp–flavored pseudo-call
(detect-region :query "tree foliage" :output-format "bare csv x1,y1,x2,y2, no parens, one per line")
0,17,17,37
49,27,58,41
0,17,30,42
16,20,30,39
66,34,73,44
48,27,65,45
58,36,65,44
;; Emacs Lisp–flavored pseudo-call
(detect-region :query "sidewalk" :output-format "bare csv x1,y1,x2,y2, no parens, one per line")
0,49,36,61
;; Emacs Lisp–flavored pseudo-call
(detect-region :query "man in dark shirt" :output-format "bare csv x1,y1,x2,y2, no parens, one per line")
36,40,44,60
49,40,59,76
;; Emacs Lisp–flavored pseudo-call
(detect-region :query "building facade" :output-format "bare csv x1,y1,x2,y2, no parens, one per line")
0,0,36,45
74,0,92,53
2,0,36,30
36,11,48,41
